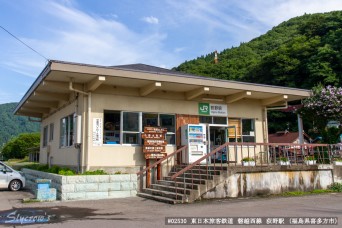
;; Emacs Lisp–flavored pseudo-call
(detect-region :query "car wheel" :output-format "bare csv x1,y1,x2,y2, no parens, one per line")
9,180,22,191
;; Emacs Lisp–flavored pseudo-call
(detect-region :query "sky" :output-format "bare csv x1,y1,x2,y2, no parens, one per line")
1,0,342,104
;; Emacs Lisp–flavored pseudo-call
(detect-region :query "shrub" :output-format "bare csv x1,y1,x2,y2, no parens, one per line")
47,166,60,174
58,170,75,175
82,170,108,175
23,164,110,175
329,183,342,192
304,155,315,161
242,157,255,162
279,157,289,162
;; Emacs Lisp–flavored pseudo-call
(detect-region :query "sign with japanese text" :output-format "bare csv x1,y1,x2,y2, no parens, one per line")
142,127,167,159
198,103,228,116
92,118,103,146
145,153,167,159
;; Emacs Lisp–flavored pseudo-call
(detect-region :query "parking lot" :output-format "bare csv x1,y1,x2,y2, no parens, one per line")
0,189,341,227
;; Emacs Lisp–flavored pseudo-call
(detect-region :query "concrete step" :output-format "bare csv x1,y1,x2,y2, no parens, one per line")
173,164,228,171
137,192,181,204
142,188,185,200
169,172,215,180
171,168,221,175
150,184,193,195
157,180,200,190
163,176,207,185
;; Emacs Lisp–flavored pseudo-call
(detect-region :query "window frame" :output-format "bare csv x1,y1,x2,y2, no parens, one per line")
103,111,176,146
122,111,141,145
59,113,75,148
228,118,256,143
43,125,48,148
199,116,228,125
49,123,54,142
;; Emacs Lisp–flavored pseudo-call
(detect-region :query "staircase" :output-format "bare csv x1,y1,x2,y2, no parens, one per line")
137,165,228,204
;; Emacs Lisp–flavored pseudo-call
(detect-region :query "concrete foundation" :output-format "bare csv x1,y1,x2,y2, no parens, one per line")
202,167,334,199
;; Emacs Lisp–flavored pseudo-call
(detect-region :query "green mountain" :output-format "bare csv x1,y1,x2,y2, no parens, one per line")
175,11,342,89
0,102,40,148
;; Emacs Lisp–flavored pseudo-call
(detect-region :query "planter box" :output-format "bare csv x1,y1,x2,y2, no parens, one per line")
305,160,317,165
333,161,342,166
278,161,290,166
242,161,255,166
22,168,137,201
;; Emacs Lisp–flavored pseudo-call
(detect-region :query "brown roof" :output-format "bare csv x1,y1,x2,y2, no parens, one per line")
268,131,310,144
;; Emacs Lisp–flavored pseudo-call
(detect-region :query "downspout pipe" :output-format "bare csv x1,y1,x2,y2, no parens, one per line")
69,80,89,173
69,81,88,95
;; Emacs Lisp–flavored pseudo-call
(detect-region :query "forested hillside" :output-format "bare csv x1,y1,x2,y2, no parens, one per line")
0,103,40,147
175,11,342,89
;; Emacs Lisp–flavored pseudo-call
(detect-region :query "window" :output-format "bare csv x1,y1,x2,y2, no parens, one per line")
242,119,255,142
103,111,176,145
60,114,75,147
104,111,120,144
228,118,255,142
123,112,140,144
199,116,227,125
160,114,175,144
49,123,54,141
143,113,158,128
43,126,48,147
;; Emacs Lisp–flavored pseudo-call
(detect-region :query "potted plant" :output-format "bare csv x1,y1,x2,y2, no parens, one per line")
242,157,255,166
304,155,316,165
333,158,342,166
278,157,290,166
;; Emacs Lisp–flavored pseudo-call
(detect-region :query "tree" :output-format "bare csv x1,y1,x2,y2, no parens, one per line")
299,85,342,143
1,133,40,159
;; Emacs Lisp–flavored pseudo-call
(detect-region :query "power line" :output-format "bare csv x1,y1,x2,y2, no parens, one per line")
0,25,49,61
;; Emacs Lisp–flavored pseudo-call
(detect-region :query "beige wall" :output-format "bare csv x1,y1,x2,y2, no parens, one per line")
228,99,264,143
40,96,84,168
86,93,265,168
39,91,266,171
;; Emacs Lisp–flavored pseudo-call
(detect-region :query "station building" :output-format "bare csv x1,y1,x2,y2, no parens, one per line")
14,60,310,173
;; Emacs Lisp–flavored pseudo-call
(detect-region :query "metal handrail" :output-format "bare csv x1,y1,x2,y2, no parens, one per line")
136,145,187,176
171,142,332,181
171,142,229,180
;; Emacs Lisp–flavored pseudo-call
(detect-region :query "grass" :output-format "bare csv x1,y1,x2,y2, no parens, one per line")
5,157,38,170
22,198,42,204
22,163,112,175
279,183,342,197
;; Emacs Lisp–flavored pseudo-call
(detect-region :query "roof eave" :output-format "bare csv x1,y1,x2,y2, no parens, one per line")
13,61,52,115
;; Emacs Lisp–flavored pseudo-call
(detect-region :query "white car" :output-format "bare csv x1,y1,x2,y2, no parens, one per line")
0,161,26,191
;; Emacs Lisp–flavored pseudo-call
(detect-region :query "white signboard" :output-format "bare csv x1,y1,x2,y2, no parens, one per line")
209,103,228,116
93,118,103,146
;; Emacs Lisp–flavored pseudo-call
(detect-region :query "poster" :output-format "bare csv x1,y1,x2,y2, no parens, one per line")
93,118,103,146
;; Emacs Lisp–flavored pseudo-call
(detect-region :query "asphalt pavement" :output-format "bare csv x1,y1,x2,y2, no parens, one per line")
0,189,341,227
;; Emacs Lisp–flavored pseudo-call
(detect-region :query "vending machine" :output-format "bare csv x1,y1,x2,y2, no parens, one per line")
181,124,207,164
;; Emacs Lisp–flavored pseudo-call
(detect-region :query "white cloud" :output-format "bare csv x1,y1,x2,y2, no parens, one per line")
231,0,342,27
11,1,178,69
174,47,186,53
142,16,159,24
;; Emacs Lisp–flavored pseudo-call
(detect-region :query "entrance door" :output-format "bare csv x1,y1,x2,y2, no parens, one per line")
208,125,227,163
208,125,237,163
